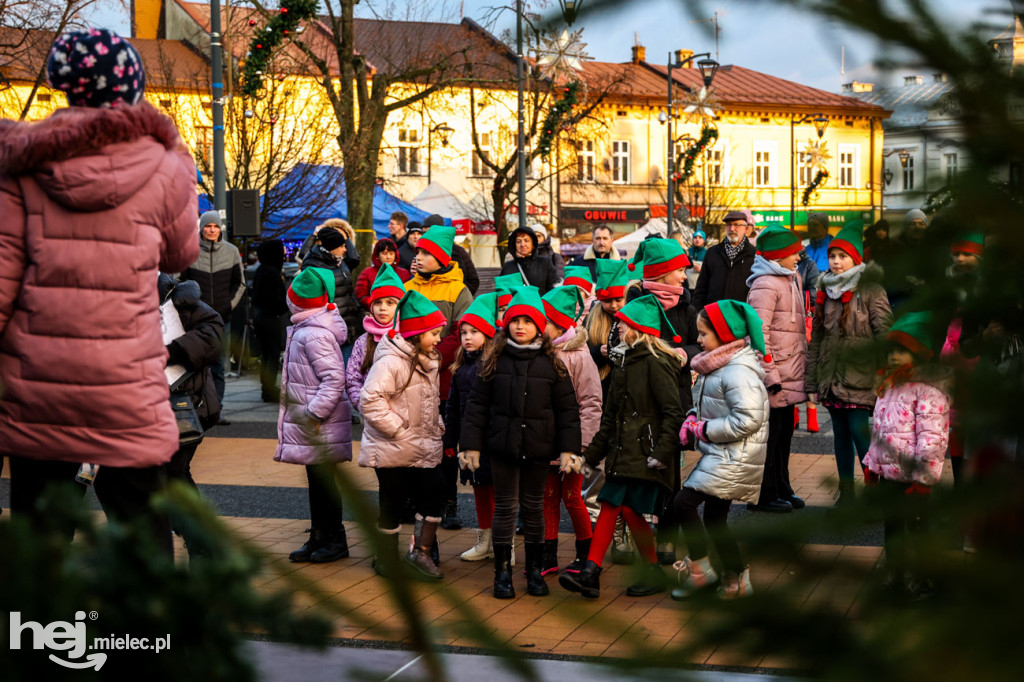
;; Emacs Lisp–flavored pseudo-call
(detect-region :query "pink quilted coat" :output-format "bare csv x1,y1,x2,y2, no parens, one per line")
553,325,603,449
746,256,807,408
0,103,199,466
864,379,950,486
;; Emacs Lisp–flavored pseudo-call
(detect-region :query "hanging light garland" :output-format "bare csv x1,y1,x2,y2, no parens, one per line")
240,0,319,98
537,80,581,158
802,169,829,206
672,124,718,184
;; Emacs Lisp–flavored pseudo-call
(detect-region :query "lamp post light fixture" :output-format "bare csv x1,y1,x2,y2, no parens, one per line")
883,167,894,185
789,112,830,230
427,122,454,185
665,51,719,232
557,0,585,25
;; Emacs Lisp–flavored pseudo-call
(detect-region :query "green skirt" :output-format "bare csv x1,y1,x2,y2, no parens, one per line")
597,479,669,516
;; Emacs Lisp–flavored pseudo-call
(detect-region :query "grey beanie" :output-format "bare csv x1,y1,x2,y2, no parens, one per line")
199,210,222,228
905,208,928,224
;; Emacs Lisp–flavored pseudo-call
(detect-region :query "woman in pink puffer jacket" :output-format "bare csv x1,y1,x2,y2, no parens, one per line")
864,312,950,596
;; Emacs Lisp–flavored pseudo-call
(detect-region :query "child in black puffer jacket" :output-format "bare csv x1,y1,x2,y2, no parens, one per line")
460,287,581,600
444,293,500,563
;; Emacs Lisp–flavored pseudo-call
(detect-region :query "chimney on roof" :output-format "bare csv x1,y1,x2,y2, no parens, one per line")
674,49,694,67
632,44,646,63
842,81,874,93
933,73,948,83
904,75,924,86
132,0,165,40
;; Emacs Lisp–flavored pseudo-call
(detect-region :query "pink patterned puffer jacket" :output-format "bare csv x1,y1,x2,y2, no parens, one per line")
864,379,950,486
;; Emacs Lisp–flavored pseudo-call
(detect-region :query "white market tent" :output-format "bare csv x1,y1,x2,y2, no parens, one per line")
411,181,475,220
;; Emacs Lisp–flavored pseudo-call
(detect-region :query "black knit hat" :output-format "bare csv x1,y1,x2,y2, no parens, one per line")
46,28,146,109
318,226,345,251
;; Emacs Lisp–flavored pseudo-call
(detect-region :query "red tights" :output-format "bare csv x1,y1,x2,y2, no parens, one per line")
473,484,494,530
587,501,657,566
543,470,593,541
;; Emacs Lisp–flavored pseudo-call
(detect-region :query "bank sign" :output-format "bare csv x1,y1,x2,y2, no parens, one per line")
752,210,871,228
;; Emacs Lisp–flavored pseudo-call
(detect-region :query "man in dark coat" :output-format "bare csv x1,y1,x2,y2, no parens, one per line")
422,214,479,294
251,240,288,402
691,210,757,311
300,226,362,354
501,226,559,294
388,211,417,271
569,224,620,279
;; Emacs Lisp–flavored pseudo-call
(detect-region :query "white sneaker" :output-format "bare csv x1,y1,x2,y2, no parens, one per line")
460,529,493,561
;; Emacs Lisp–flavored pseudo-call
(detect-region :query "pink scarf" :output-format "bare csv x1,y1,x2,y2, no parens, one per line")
643,280,685,309
690,339,748,375
363,314,393,342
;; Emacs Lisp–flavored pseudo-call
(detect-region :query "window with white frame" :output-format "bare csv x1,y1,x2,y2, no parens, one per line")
612,140,630,184
471,132,493,177
576,140,594,182
797,150,813,187
707,148,723,185
753,142,775,187
903,154,915,191
397,128,420,175
945,152,958,182
838,144,858,188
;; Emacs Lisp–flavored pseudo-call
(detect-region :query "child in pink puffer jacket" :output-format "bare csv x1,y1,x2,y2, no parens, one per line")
864,311,950,598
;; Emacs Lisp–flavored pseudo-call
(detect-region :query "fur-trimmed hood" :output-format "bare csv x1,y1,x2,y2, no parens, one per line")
553,324,589,352
0,102,184,211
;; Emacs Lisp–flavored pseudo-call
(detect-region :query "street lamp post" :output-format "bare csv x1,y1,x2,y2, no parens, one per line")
881,148,911,217
789,113,829,230
665,53,718,233
427,123,454,186
210,0,226,215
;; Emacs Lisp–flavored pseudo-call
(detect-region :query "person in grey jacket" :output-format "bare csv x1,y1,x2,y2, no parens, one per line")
178,210,245,408
671,300,770,601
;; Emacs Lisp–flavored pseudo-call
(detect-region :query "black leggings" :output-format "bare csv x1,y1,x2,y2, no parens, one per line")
307,462,344,531
491,457,549,545
375,467,444,531
760,406,797,502
880,478,930,572
671,486,744,574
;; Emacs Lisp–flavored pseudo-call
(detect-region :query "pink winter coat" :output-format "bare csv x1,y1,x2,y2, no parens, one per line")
746,256,808,408
553,325,603,449
864,378,950,486
275,305,353,465
358,333,444,469
0,103,199,467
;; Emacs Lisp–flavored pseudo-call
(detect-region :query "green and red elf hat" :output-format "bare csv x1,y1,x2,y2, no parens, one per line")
459,291,501,338
542,285,585,331
950,232,984,257
627,238,690,280
827,220,865,265
562,265,595,295
502,285,547,331
416,224,456,267
886,311,934,359
594,258,630,300
388,290,447,339
288,267,336,310
615,294,682,343
494,273,525,307
368,263,406,303
756,225,803,260
703,299,770,361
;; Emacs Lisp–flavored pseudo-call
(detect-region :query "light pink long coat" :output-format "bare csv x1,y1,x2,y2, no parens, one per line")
553,325,603,449
864,380,950,486
746,259,808,408
0,103,198,466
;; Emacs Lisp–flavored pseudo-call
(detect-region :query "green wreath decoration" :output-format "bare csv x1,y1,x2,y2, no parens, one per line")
672,125,718,184
802,169,829,206
240,0,319,98
537,81,580,158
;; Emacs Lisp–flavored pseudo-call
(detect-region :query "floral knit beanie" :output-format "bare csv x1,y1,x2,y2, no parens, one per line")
46,28,146,108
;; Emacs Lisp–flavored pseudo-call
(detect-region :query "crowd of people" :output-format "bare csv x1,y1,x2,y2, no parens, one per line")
0,29,1001,608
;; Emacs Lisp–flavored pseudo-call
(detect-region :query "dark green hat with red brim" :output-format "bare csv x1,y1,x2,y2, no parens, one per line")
703,299,768,359
756,225,803,260
459,291,501,338
886,311,934,359
389,290,447,339
615,294,681,343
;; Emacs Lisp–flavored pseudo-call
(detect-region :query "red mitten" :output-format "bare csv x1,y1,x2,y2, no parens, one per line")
444,448,457,459
905,482,931,496
863,465,880,486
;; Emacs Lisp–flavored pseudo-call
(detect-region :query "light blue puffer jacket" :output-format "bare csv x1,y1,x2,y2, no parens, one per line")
685,341,770,504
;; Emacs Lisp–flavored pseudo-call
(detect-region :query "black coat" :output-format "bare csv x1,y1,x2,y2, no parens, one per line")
444,350,492,485
501,227,558,294
395,233,416,271
451,243,480,295
626,283,700,412
691,239,756,311
584,345,683,494
160,275,223,427
300,245,363,341
460,342,582,463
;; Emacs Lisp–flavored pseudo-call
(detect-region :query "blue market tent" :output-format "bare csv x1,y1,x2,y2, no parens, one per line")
259,164,431,240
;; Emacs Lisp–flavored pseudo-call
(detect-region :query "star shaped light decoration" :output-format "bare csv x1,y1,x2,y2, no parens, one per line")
804,139,832,169
535,28,591,82
678,86,721,124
